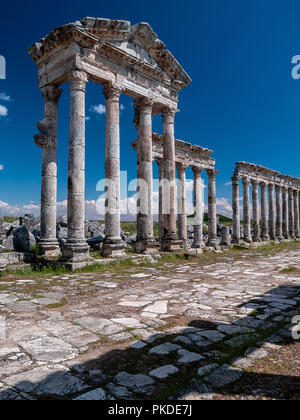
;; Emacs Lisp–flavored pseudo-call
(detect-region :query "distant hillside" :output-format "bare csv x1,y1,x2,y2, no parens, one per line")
187,213,232,225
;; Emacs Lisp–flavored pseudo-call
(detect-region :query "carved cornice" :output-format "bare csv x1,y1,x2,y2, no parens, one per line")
103,81,124,101
28,18,192,90
67,70,88,91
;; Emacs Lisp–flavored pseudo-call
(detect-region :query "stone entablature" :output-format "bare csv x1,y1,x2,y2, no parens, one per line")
234,161,300,190
29,17,192,261
28,18,191,113
132,134,216,170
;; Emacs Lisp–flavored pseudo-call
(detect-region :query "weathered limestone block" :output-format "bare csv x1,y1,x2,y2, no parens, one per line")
13,225,36,253
221,226,231,246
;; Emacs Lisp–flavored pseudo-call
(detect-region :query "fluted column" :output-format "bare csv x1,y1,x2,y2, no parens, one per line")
102,82,125,257
161,107,182,251
192,167,205,248
232,176,241,243
289,188,295,238
242,178,252,242
177,162,188,243
275,185,284,240
34,85,62,257
156,158,164,241
294,189,300,238
251,180,261,242
268,183,276,240
207,169,218,247
260,182,270,241
282,187,289,239
62,70,90,262
135,97,156,253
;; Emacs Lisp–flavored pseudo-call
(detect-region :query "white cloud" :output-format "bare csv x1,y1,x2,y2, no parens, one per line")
85,116,90,121
225,181,232,186
216,198,232,217
0,92,11,101
120,104,125,111
91,104,106,115
0,164,3,171
0,104,8,117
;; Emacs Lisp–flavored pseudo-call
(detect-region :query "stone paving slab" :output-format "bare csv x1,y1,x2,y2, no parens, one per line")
0,245,299,399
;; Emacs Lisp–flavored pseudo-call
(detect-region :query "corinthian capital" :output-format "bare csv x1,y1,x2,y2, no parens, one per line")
162,106,178,123
68,70,88,91
136,96,155,114
103,81,124,101
207,169,218,179
41,85,62,103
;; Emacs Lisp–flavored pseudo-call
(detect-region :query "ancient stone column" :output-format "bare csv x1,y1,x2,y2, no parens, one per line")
289,188,295,239
156,158,164,241
251,180,261,242
275,185,283,240
242,178,252,243
135,97,156,253
260,182,270,241
102,82,125,257
192,167,205,248
34,85,62,257
282,187,289,239
62,70,90,262
207,169,219,247
161,107,182,251
293,189,300,238
231,176,241,244
176,162,188,243
268,183,276,240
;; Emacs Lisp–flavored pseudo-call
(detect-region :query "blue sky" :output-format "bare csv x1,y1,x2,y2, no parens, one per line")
1,0,300,218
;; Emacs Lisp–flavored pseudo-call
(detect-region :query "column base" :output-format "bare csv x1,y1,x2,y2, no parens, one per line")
261,235,270,241
39,240,61,258
207,238,220,248
135,238,159,254
244,236,253,243
192,241,205,249
161,239,183,252
232,238,241,245
252,237,261,243
102,239,126,258
61,241,91,263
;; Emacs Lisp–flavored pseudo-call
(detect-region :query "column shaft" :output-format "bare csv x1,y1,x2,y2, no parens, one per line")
243,178,252,242
161,108,181,251
289,188,295,238
252,180,261,242
177,163,188,243
156,159,164,241
268,183,276,240
282,188,289,239
207,169,218,246
62,71,90,262
275,185,283,240
102,82,125,257
294,190,300,238
260,182,269,241
192,168,204,248
34,85,62,256
232,177,240,243
135,98,156,253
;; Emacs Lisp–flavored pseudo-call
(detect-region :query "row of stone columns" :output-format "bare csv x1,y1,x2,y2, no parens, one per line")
36,71,193,260
232,176,300,243
173,165,218,248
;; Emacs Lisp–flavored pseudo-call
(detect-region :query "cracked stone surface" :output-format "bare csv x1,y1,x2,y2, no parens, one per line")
0,244,299,399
